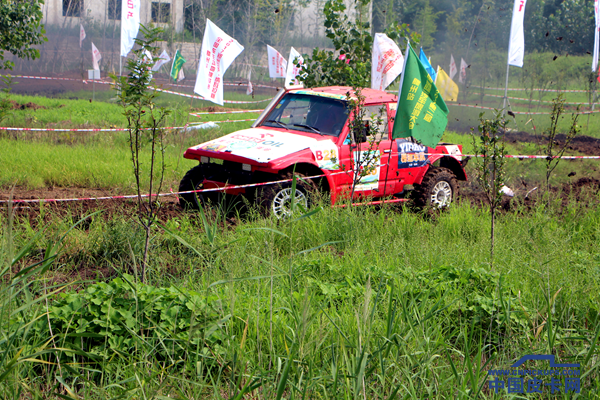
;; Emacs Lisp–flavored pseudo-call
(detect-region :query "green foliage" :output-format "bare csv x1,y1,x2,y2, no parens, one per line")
406,265,529,333
412,0,440,51
345,89,387,196
299,0,419,88
112,25,172,280
543,94,581,195
0,0,46,70
41,275,225,370
0,74,13,125
2,196,600,396
529,0,595,55
472,110,507,268
473,111,507,208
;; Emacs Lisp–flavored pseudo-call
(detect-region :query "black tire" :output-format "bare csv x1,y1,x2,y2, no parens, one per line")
413,167,458,208
256,173,319,219
178,164,222,210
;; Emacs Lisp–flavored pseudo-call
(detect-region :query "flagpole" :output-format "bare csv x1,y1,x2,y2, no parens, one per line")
383,40,412,196
502,61,510,114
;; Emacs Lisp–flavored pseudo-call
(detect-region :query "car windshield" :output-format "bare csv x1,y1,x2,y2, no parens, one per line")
260,93,349,137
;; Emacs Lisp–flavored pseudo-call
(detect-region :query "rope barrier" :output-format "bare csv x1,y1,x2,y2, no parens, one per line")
2,153,599,205
190,109,262,115
4,74,275,104
446,102,600,115
471,85,589,93
151,87,273,104
476,92,597,106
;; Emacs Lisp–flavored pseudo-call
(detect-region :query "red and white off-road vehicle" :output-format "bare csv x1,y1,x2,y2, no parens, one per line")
180,86,467,217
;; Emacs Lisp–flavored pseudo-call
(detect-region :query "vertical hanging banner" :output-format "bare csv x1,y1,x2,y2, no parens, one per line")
459,58,468,83
449,54,458,80
267,45,287,78
91,43,102,71
392,44,449,148
593,0,600,72
194,19,244,106
246,70,253,95
436,67,459,102
170,50,186,81
121,0,140,57
419,48,436,81
80,24,86,48
178,68,185,82
285,47,304,88
371,33,404,91
152,50,171,71
508,0,528,67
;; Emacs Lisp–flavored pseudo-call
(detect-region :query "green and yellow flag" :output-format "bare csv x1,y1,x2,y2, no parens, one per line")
391,44,449,148
170,50,186,81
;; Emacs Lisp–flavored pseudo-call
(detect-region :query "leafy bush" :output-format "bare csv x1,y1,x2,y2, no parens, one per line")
405,265,529,335
36,275,228,375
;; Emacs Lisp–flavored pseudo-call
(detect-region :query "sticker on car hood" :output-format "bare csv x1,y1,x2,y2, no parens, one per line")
309,140,340,170
190,128,317,162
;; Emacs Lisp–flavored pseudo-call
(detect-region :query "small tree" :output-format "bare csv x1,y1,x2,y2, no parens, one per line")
0,0,46,70
298,0,419,88
112,26,170,282
0,74,14,125
472,111,507,269
543,94,580,204
345,89,387,199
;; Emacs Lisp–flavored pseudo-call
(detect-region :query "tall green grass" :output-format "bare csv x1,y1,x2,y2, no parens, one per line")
0,117,258,190
1,195,599,398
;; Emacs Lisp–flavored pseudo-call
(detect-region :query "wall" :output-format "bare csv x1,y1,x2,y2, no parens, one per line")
42,0,184,33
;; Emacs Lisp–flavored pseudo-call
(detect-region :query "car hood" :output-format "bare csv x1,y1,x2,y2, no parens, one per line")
188,127,319,163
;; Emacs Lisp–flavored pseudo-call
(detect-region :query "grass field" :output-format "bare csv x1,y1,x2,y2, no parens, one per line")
1,195,599,398
1,73,600,398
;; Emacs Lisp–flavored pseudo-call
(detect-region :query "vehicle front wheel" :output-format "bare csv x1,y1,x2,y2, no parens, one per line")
178,165,222,210
413,167,458,208
257,173,318,219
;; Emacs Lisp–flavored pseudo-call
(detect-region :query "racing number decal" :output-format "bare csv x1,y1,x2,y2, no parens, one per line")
311,141,340,170
315,149,336,162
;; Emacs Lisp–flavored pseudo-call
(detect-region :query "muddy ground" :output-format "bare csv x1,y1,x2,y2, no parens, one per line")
3,71,599,221
2,176,599,228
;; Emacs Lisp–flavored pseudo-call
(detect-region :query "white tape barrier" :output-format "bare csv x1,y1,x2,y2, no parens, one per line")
151,87,273,104
190,109,263,115
471,85,589,93
2,154,599,205
447,102,600,115
5,74,275,105
477,92,597,106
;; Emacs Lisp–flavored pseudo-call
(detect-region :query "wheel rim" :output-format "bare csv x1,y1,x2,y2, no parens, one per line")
430,181,452,207
272,188,308,218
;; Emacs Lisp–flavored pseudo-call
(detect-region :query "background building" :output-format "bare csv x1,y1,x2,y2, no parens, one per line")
42,0,184,33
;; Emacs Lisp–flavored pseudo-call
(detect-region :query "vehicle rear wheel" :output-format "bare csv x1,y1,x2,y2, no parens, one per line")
257,173,318,219
413,167,458,208
178,165,222,210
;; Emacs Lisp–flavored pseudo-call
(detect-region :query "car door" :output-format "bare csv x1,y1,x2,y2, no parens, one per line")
336,103,400,200
388,102,430,191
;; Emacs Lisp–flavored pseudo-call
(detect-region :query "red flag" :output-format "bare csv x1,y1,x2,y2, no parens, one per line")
80,24,86,48
91,43,102,71
449,54,457,80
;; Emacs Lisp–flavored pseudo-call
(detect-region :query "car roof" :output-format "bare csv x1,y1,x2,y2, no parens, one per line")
288,86,398,104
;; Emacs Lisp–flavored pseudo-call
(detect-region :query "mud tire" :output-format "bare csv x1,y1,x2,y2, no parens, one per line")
257,173,319,219
413,167,458,209
178,165,223,210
